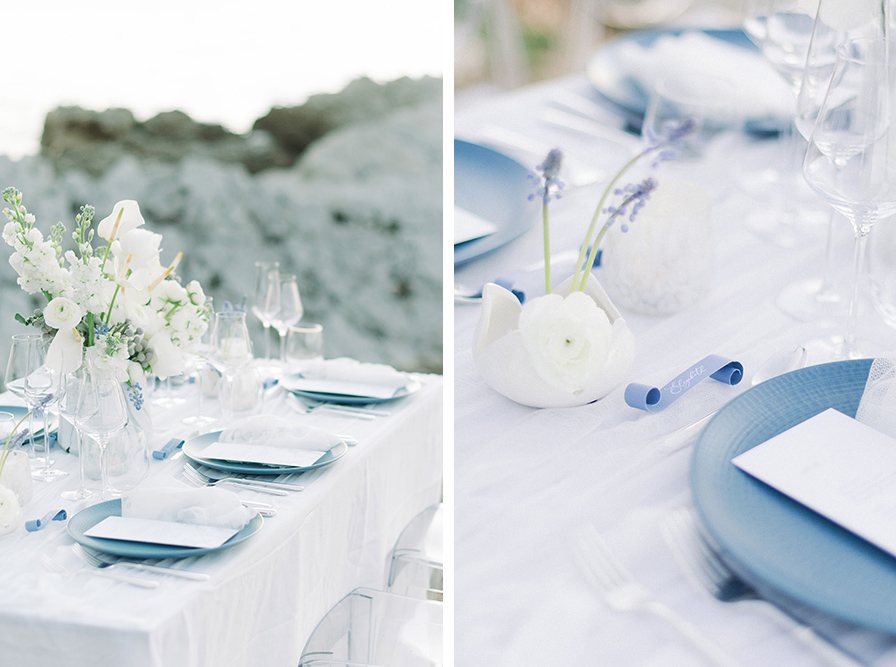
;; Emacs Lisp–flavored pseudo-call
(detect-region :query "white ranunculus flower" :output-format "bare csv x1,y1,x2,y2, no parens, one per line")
817,0,878,31
0,485,21,530
518,290,614,392
43,297,82,331
97,200,145,242
148,332,183,380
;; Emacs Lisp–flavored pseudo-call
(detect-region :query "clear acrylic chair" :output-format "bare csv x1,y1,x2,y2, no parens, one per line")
385,504,443,602
299,587,442,667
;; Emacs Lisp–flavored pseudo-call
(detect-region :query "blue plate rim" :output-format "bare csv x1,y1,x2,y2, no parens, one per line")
282,378,421,404
182,430,348,475
689,358,896,632
66,498,263,559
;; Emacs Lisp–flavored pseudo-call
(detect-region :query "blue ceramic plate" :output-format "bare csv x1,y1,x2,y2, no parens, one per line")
585,28,786,134
182,430,348,475
454,139,539,266
281,377,421,405
690,358,896,633
67,498,263,559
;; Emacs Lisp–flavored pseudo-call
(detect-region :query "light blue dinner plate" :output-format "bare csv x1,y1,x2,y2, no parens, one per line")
454,139,539,266
281,376,421,405
690,358,896,633
586,28,786,135
67,498,263,559
182,430,348,475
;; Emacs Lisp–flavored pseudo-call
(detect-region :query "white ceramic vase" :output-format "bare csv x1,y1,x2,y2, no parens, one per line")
473,274,636,408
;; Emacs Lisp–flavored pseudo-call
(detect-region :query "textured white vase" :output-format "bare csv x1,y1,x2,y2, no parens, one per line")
473,274,636,408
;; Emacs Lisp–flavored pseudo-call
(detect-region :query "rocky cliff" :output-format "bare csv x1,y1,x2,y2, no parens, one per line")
0,76,443,373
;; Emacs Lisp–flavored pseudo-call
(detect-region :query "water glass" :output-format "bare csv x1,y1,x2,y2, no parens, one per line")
285,324,324,373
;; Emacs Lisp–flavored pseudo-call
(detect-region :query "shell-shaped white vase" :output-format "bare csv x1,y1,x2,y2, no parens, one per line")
472,274,635,408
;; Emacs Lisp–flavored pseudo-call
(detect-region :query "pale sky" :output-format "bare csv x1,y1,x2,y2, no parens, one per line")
0,0,444,157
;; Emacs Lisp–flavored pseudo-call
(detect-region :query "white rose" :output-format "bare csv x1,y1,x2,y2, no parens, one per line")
43,297,82,330
97,200,145,242
187,280,205,306
518,291,613,392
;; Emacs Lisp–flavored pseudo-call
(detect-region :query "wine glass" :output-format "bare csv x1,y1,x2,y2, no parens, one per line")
4,333,68,481
73,361,128,499
58,368,98,500
268,274,304,367
183,296,217,427
285,323,324,374
741,0,830,242
251,261,280,363
802,37,896,359
210,311,254,420
778,0,884,321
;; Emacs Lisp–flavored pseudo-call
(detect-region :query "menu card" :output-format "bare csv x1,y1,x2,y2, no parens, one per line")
200,442,328,467
732,408,896,558
85,516,239,549
454,207,497,245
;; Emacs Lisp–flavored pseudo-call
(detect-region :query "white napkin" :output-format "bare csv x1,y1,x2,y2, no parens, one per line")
856,355,896,439
219,414,342,450
122,479,252,530
613,30,793,123
455,206,498,245
293,358,409,397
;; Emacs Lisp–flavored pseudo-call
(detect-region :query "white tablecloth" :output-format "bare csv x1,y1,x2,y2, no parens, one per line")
455,76,896,666
0,371,442,667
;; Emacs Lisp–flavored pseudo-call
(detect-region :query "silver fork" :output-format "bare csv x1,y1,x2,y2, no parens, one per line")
73,543,210,582
661,508,866,667
183,463,292,496
574,522,746,667
286,393,381,420
40,552,159,589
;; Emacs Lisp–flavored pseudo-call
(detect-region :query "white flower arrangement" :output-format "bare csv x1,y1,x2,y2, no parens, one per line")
1,187,212,393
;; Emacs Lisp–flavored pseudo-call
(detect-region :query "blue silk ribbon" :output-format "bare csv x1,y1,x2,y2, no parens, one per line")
625,354,743,413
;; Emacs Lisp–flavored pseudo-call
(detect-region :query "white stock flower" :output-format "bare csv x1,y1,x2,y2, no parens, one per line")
97,200,145,242
187,280,206,306
43,297,82,331
518,291,614,393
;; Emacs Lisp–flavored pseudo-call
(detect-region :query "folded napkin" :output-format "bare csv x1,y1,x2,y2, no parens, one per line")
856,355,896,439
122,479,253,530
297,357,408,390
615,30,793,123
219,414,342,450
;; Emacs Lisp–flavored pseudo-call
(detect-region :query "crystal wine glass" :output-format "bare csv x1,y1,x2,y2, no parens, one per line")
58,368,97,500
802,37,896,358
741,0,830,241
251,261,280,363
268,274,304,367
4,333,68,481
73,361,128,499
210,311,254,421
778,0,884,321
183,296,217,427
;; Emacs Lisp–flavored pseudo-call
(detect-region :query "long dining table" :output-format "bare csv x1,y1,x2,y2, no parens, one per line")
454,63,896,666
0,367,442,667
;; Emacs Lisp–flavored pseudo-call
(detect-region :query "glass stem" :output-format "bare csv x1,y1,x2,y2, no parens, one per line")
98,438,109,500
817,210,839,303
43,409,50,471
27,410,36,461
195,363,205,418
263,323,271,361
279,330,287,365
844,225,871,359
75,429,88,492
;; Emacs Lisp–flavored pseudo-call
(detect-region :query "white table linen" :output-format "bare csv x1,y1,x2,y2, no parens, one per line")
455,76,896,666
0,371,442,667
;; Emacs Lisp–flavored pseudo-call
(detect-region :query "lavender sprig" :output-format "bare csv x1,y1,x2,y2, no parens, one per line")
528,148,565,294
0,413,31,478
570,118,695,292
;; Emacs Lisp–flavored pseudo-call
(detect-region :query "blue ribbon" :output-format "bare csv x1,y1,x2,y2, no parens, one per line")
25,509,67,532
152,437,185,460
625,354,743,413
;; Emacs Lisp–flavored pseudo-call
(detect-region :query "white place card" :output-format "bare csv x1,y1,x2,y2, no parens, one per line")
288,377,405,399
200,442,328,467
732,408,896,558
85,516,238,549
454,206,497,245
